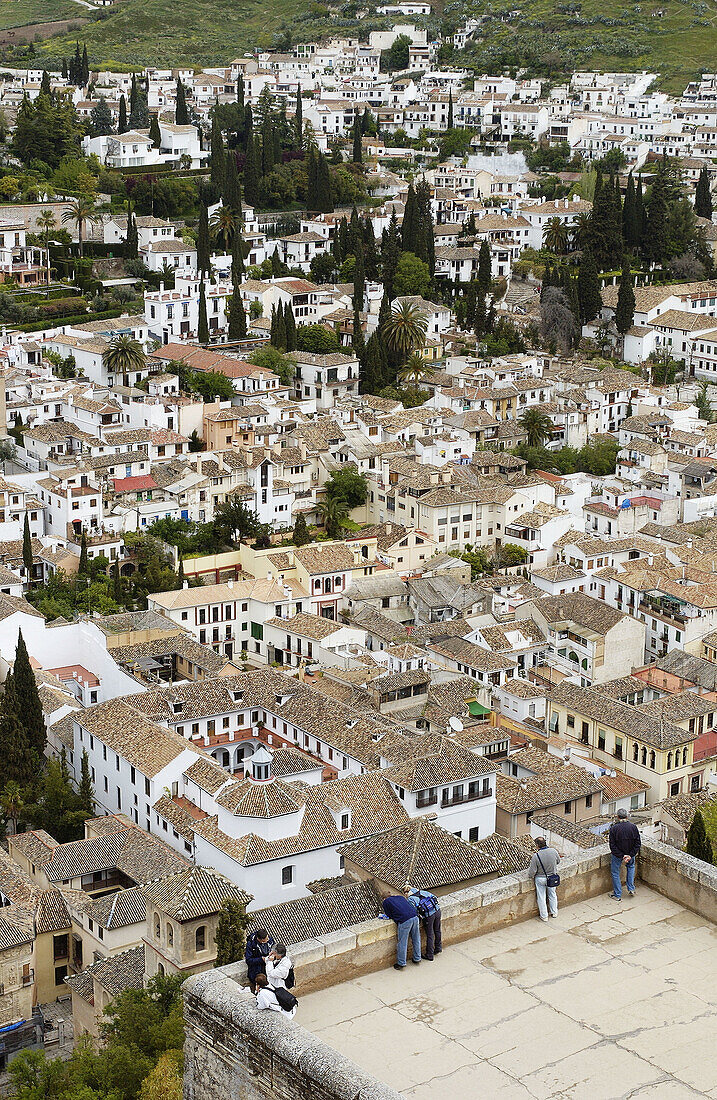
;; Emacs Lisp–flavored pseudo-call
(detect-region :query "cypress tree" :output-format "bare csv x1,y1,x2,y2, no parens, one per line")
13,630,45,759
231,224,245,283
78,750,94,816
223,150,241,214
210,110,225,197
237,74,245,110
118,94,128,134
645,171,668,264
352,112,363,164
353,246,365,312
175,78,188,125
269,304,277,345
214,898,249,967
447,88,453,130
363,218,379,279
275,301,287,349
306,146,318,210
243,128,260,206
360,331,386,394
40,70,51,98
635,175,645,250
62,58,68,81
695,167,713,220
293,513,310,546
82,44,89,85
113,562,122,602
125,208,138,260
198,281,209,343
477,239,491,296
577,249,602,324
607,174,624,268
22,514,32,579
78,531,88,574
402,183,417,254
228,281,247,341
686,809,714,863
197,201,210,276
317,152,333,213
284,303,296,351
622,171,638,252
149,113,161,149
381,211,401,299
615,260,635,335
465,280,477,328
352,302,364,352
294,84,303,148
416,177,434,273
73,42,82,86
130,73,138,116
261,114,275,176
0,671,35,786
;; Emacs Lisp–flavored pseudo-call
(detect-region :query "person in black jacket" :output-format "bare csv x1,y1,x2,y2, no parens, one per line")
608,809,641,900
245,928,275,992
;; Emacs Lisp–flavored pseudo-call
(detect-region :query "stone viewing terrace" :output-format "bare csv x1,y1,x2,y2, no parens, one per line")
183,840,717,1100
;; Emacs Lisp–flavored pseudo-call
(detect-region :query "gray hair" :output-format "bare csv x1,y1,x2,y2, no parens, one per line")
617,808,628,819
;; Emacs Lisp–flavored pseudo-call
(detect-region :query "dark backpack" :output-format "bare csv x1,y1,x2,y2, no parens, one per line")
285,965,295,990
274,986,298,1012
415,891,439,917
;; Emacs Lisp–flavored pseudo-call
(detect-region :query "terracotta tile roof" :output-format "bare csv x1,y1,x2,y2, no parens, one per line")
142,867,251,921
216,777,307,818
66,945,145,1001
598,773,650,801
246,880,380,947
496,765,602,815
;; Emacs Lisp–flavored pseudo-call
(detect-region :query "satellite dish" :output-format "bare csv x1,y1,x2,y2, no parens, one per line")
449,716,464,732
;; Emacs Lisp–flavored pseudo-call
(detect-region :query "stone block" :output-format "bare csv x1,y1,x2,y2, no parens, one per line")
291,937,326,966
356,918,393,947
480,875,521,906
316,927,358,959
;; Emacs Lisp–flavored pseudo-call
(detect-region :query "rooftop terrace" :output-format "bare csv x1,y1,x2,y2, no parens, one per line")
183,840,717,1100
299,887,717,1098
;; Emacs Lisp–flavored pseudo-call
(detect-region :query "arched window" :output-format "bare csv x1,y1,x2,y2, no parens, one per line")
641,747,647,766
633,742,639,762
154,914,160,939
667,752,673,770
157,962,165,976
683,747,688,765
649,750,656,769
568,651,578,664
167,924,174,948
195,925,206,952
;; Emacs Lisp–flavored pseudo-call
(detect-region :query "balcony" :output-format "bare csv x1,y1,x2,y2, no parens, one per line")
22,969,34,987
440,789,492,808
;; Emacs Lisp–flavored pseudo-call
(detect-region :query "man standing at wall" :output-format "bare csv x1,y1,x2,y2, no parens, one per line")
609,808,641,900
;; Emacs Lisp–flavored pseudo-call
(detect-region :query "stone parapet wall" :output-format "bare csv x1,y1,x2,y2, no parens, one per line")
639,836,717,923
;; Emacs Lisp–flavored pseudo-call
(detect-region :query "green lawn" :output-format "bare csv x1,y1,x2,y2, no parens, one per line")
0,0,80,31
36,0,312,68
459,0,717,93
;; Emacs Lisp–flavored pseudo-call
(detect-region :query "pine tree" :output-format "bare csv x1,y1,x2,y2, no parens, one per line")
615,261,635,335
214,898,249,967
13,630,45,759
198,281,209,343
78,750,94,816
78,531,88,574
149,113,161,149
175,78,188,126
243,128,260,206
294,84,303,148
284,303,296,351
0,672,34,787
293,513,310,546
686,809,713,863
447,88,453,130
577,249,602,324
22,514,32,579
197,201,210,276
228,281,247,341
695,167,713,220
118,94,128,134
352,112,363,164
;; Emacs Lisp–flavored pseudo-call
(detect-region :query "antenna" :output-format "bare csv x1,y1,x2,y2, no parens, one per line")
449,716,464,732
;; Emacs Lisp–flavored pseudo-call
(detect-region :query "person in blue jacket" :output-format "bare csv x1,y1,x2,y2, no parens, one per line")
382,893,421,970
245,928,275,992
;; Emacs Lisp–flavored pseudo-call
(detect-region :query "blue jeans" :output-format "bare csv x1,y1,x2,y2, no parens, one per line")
396,916,421,966
611,854,636,899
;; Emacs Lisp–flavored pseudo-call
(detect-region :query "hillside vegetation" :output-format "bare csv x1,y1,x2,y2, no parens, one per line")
0,0,80,32
450,0,717,93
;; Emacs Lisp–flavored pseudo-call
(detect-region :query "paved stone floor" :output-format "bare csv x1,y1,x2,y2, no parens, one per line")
299,888,717,1098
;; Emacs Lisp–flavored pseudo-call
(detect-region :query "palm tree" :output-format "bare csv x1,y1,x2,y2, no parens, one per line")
36,208,56,283
61,196,98,258
316,496,350,540
382,300,428,362
102,334,146,380
210,207,236,252
542,216,569,255
519,407,555,448
397,352,435,389
1,781,25,835
571,211,592,250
